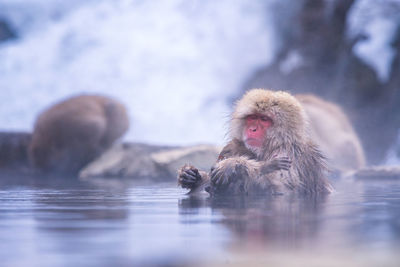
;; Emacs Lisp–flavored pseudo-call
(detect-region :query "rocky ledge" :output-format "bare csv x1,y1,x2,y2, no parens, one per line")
79,142,221,181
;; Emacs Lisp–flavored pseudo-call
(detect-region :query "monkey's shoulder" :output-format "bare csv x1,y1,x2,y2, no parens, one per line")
291,141,326,163
291,141,332,193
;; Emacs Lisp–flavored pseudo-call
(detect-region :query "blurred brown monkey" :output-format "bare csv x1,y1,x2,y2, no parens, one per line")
296,94,366,174
29,94,129,174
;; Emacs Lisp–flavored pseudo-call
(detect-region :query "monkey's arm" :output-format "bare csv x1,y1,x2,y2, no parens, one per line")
210,156,291,195
260,156,291,174
177,139,282,195
177,140,249,195
178,164,210,194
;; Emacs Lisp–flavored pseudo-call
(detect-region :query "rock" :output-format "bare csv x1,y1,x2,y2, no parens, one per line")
79,143,172,180
79,142,220,181
0,132,32,169
151,145,221,178
353,166,400,180
0,19,16,43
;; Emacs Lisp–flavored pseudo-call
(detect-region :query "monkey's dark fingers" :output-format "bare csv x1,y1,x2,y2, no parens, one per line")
280,161,292,167
276,159,291,165
277,162,291,171
179,177,195,185
182,164,199,172
180,172,199,183
191,167,200,176
279,160,292,166
272,158,291,165
186,169,201,179
179,178,193,188
179,172,197,182
179,176,199,189
273,157,291,163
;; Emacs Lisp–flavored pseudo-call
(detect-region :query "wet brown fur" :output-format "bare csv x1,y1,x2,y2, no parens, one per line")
29,94,129,174
178,89,333,195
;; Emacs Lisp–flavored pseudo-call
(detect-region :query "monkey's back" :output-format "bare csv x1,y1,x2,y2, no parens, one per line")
297,94,366,172
29,94,129,173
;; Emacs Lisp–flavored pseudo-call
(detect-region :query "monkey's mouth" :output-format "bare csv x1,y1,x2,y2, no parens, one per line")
245,138,264,148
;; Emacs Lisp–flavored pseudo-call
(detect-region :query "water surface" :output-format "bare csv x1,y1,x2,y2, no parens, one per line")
0,174,399,266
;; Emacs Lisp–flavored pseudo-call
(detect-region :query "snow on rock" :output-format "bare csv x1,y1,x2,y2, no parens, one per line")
352,17,398,82
349,0,400,83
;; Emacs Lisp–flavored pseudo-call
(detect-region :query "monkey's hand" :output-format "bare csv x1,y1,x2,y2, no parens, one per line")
210,158,248,194
260,156,291,175
178,164,203,190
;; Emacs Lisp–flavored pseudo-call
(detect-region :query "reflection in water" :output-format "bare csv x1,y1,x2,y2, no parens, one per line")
0,175,399,266
179,193,328,250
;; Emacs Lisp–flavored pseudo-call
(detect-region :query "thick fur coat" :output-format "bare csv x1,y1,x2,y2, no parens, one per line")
29,95,129,174
178,89,333,195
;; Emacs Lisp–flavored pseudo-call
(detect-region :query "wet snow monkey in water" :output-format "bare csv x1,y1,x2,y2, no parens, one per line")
29,94,129,174
178,89,333,196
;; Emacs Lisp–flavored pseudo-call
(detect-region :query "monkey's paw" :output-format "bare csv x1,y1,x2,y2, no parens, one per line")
178,164,202,189
261,156,291,174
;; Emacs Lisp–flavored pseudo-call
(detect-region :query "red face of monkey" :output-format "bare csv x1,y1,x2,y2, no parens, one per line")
244,114,272,148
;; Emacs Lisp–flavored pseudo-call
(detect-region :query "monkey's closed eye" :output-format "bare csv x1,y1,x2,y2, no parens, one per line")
260,115,271,122
246,114,258,120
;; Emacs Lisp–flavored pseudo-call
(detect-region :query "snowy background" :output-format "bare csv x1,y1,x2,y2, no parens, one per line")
0,0,277,146
0,0,398,151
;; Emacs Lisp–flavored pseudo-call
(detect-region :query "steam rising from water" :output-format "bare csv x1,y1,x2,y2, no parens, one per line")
0,0,398,160
0,0,276,145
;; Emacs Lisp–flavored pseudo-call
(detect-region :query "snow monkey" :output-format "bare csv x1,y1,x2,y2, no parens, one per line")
296,94,400,180
29,94,129,174
178,89,333,196
296,94,366,174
